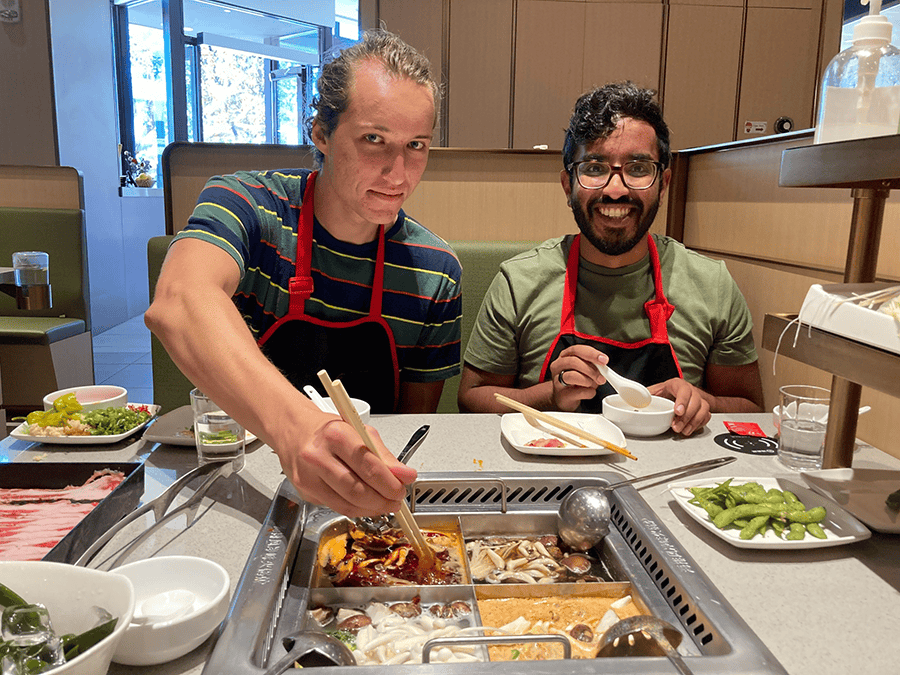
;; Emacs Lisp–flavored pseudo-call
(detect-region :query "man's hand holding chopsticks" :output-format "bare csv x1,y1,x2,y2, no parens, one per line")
272,405,417,518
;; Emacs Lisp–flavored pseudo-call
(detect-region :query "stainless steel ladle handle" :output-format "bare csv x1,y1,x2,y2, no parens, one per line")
603,455,736,492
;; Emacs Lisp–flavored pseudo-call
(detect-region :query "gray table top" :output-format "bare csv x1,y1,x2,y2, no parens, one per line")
3,412,899,675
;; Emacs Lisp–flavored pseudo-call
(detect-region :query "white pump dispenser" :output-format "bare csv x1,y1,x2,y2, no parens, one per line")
814,0,900,144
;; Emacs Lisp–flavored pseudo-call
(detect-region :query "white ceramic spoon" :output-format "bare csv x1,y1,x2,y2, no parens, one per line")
595,361,652,409
130,589,196,625
302,385,336,414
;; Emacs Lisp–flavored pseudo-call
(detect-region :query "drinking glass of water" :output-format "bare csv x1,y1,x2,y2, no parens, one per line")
190,388,245,471
777,385,830,471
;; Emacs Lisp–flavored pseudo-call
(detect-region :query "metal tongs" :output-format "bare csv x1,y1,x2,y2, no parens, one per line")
75,460,233,568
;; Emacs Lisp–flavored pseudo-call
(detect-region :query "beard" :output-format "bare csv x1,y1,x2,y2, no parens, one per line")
569,191,660,257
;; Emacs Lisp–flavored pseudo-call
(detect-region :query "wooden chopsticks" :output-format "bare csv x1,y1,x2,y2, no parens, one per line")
494,393,637,461
316,370,436,570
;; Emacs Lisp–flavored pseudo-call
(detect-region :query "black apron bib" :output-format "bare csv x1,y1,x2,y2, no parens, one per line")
539,234,682,414
257,171,400,413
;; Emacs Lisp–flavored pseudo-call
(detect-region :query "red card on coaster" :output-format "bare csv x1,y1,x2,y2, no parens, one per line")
724,421,766,437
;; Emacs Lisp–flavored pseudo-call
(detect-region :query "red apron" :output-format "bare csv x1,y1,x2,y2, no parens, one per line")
257,171,400,413
539,234,683,414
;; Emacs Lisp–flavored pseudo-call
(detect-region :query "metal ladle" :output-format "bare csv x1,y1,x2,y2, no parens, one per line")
596,615,694,675
557,456,736,551
262,630,356,675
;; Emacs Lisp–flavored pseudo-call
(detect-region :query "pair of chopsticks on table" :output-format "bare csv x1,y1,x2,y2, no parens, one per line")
494,393,637,461
316,370,436,570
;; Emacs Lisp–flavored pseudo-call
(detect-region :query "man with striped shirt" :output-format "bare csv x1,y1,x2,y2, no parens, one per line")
146,31,461,518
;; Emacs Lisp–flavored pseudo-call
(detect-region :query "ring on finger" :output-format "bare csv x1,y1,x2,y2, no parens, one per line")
557,369,570,386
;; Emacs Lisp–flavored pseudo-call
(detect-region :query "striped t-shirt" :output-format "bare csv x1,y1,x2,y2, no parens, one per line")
173,168,462,383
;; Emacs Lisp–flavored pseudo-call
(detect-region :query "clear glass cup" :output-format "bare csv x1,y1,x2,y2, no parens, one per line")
12,251,49,285
189,388,245,471
777,385,830,471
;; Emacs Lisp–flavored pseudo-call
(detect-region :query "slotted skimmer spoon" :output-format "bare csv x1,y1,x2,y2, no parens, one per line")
596,615,694,674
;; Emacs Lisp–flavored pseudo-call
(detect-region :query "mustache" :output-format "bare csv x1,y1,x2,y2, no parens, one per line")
586,194,641,211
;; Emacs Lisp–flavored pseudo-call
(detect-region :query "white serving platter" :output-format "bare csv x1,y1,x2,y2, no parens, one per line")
668,476,871,549
801,468,900,534
142,404,257,447
500,412,626,457
10,404,160,445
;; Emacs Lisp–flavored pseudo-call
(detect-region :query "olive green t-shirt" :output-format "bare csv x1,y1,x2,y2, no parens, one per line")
464,234,757,388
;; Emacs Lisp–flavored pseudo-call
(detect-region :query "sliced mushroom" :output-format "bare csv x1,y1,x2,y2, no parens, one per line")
389,601,421,618
337,613,373,633
569,623,594,642
560,553,592,575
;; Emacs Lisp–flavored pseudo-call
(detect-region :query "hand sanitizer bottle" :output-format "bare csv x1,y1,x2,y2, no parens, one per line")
814,0,900,144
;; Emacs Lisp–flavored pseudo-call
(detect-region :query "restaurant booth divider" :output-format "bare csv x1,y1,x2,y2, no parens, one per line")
0,165,93,428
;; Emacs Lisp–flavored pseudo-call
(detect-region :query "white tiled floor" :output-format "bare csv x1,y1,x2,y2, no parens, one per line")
91,314,154,404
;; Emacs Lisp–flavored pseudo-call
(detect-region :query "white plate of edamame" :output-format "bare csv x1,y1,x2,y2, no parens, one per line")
668,476,871,549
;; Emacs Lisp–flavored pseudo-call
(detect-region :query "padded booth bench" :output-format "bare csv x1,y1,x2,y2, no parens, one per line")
148,236,537,414
0,165,93,425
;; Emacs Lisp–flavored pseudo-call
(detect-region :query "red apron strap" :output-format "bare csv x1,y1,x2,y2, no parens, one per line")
369,225,385,316
560,235,581,333
289,171,317,315
643,234,675,339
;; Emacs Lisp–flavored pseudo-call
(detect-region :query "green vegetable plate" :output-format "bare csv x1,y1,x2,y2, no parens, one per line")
668,476,871,549
10,403,160,445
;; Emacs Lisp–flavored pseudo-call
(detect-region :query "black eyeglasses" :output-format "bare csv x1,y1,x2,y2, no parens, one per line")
567,160,664,190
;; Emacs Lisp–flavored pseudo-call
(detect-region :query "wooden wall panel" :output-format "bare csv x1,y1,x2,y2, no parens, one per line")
513,1,586,149
582,3,663,93
0,0,57,165
663,5,743,150
681,136,900,281
448,0,513,148
737,7,818,140
377,0,444,70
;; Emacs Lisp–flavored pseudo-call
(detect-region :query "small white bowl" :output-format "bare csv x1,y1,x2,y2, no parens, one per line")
316,397,372,423
0,561,135,675
43,385,128,412
112,556,230,666
602,394,675,437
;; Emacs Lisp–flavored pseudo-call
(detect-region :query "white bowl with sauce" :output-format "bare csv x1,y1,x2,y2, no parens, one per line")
112,556,230,666
602,394,675,437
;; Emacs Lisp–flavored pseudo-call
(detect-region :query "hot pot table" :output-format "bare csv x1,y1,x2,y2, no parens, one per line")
2,412,898,675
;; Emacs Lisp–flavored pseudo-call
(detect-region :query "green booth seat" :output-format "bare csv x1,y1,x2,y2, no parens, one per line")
0,206,93,421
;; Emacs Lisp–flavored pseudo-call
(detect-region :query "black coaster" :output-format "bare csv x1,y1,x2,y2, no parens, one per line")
713,433,778,455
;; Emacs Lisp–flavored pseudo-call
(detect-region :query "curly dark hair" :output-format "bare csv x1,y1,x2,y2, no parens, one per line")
562,82,671,177
306,29,440,166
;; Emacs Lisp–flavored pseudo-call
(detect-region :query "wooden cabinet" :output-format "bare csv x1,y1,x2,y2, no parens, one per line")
737,7,819,140
513,0,664,150
448,0,514,148
582,3,663,93
376,0,825,151
513,0,586,149
663,4,743,150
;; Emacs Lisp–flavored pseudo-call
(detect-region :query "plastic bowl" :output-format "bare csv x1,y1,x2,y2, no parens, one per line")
43,385,128,412
112,556,231,666
0,560,135,675
602,394,675,437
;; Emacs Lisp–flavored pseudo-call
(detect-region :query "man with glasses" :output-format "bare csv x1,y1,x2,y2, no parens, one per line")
458,82,763,435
